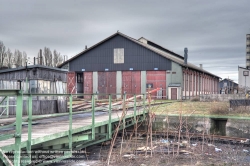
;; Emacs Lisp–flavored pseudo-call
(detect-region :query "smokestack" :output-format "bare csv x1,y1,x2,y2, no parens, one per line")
34,57,36,65
40,49,42,65
184,48,188,65
85,45,87,50
200,64,203,69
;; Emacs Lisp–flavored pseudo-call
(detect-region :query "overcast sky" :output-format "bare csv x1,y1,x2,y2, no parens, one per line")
1,0,250,83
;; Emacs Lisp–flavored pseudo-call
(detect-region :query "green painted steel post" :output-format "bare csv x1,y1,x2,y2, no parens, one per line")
27,94,32,165
108,94,112,139
26,76,28,93
14,90,23,166
134,94,136,122
92,94,95,140
122,93,126,129
69,95,73,152
143,94,146,119
6,96,9,118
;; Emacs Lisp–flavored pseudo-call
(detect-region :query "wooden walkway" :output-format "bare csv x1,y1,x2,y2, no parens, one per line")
0,109,145,150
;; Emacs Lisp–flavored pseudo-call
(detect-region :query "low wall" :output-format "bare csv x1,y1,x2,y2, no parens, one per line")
200,94,246,102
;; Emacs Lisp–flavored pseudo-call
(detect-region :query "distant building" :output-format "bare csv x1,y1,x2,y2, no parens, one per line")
246,34,250,68
238,66,250,93
219,78,238,94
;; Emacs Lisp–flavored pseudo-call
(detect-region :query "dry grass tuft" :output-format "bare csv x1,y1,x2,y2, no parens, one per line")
190,97,200,102
209,103,229,115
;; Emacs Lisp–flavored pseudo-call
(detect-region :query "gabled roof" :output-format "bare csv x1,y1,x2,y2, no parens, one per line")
58,32,220,78
219,78,238,85
138,37,184,60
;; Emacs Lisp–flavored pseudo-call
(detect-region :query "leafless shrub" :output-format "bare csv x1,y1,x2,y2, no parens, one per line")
103,100,249,166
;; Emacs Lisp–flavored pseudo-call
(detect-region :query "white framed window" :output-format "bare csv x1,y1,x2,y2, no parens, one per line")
114,48,124,64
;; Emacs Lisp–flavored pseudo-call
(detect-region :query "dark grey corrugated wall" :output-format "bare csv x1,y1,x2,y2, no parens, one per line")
69,35,172,72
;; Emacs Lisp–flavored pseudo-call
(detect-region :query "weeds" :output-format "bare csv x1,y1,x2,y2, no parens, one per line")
210,102,229,115
103,97,250,166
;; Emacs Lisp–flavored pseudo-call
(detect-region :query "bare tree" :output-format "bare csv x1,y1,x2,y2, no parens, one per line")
5,48,13,68
43,47,53,67
0,41,7,68
53,50,63,67
22,51,27,67
13,49,23,68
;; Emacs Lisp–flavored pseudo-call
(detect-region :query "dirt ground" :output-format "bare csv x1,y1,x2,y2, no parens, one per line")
55,136,250,166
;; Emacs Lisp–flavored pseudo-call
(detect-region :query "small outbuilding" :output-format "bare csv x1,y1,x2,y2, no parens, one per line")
219,78,238,94
238,66,250,93
0,65,68,115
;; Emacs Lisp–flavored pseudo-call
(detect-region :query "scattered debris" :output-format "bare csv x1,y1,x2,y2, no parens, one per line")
192,143,197,147
215,148,222,152
123,154,135,159
208,143,216,147
243,149,249,153
136,146,156,151
240,139,250,143
160,139,169,143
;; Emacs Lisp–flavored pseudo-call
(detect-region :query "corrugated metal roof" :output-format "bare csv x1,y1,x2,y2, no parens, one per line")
0,65,68,73
59,32,220,78
138,37,184,60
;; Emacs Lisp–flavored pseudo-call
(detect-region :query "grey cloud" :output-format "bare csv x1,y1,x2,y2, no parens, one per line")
1,0,250,82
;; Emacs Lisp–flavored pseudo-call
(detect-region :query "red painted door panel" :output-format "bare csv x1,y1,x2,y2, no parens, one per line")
146,71,166,99
98,72,106,99
84,72,93,99
98,72,116,99
67,72,76,94
171,88,177,100
122,71,141,98
107,72,116,97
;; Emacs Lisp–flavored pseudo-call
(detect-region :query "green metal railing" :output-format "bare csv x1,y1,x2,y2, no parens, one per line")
0,90,148,166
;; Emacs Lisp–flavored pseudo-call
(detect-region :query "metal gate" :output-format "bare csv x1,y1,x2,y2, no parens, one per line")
67,72,76,94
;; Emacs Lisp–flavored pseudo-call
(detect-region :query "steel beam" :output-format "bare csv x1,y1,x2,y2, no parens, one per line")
91,94,95,140
42,134,89,148
14,90,23,166
68,95,73,153
25,94,33,165
108,95,112,139
0,90,19,96
134,95,136,122
0,134,14,142
143,94,146,120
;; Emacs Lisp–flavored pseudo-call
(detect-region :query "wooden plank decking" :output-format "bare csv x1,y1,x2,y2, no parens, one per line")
0,109,144,149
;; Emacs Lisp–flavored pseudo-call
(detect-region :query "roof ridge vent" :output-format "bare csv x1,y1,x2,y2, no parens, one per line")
138,37,148,44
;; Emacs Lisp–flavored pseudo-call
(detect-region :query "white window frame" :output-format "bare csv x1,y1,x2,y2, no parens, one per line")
114,48,124,64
